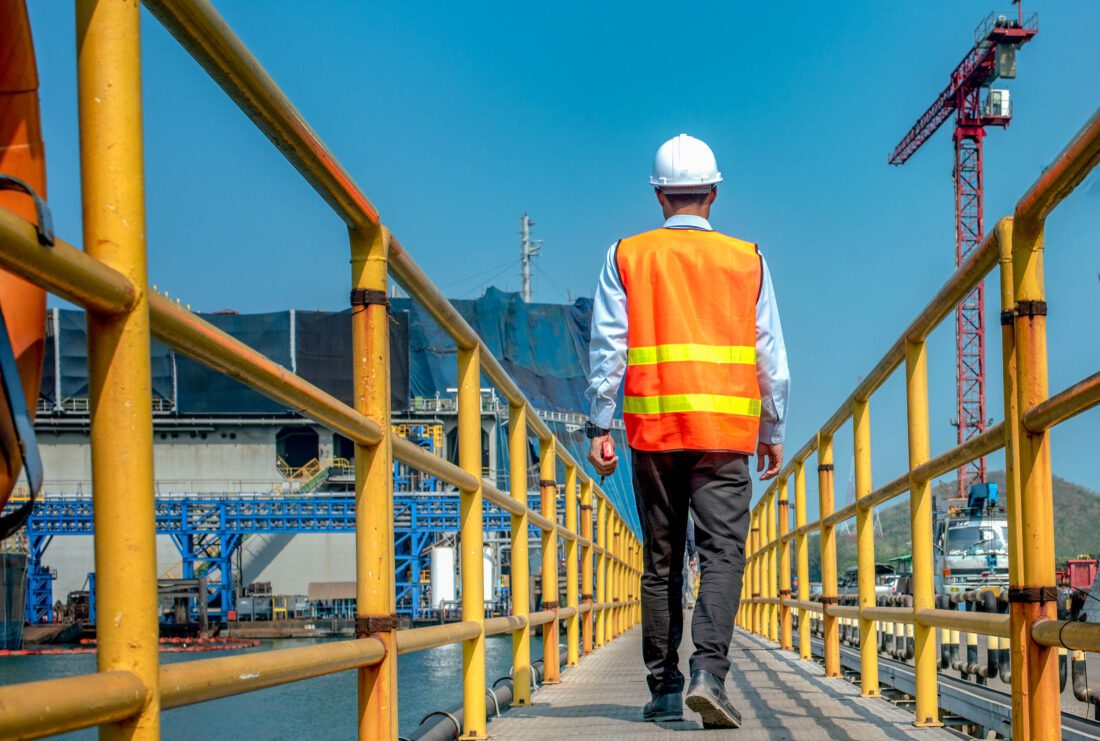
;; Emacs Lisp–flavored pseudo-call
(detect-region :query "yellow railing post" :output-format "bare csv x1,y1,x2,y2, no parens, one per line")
853,397,879,697
508,403,532,705
458,346,487,739
794,461,811,660
540,438,561,682
76,2,160,736
997,219,1030,736
818,433,840,678
596,495,608,647
905,338,941,727
350,223,395,740
1012,210,1062,741
778,476,792,650
565,465,579,666
766,489,778,642
750,510,761,635
581,479,594,655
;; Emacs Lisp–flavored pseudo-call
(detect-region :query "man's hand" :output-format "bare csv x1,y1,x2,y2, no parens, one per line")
757,441,783,481
588,434,618,477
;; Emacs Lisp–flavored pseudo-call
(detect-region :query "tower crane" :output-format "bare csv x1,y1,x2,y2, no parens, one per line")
889,6,1038,499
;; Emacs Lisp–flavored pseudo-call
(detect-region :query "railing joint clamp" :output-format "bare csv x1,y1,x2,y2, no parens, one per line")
356,613,400,637
778,589,792,598
999,309,1016,326
819,596,839,606
579,504,593,512
1007,586,1059,603
1014,300,1047,318
542,601,560,610
350,288,389,308
581,593,593,601
539,479,557,488
818,464,834,473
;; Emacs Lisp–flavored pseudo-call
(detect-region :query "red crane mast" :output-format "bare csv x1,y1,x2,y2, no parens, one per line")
890,7,1038,500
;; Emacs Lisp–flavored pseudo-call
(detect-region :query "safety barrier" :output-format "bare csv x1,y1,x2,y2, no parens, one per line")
0,2,641,739
739,108,1100,741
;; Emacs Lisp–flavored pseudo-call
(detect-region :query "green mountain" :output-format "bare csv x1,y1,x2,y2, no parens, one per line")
802,472,1100,581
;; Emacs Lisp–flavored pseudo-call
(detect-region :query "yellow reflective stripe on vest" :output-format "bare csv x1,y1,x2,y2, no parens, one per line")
623,393,762,417
627,343,756,366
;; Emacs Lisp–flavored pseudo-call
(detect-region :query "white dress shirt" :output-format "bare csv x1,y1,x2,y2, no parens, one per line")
585,214,790,444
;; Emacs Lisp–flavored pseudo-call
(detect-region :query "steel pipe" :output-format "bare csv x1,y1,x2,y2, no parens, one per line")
160,637,385,708
0,210,136,315
915,608,1010,638
151,295,383,447
398,621,482,654
0,671,146,740
1015,108,1100,234
142,0,380,228
485,615,528,637
1032,620,1100,654
1022,371,1100,433
910,422,1005,484
392,436,477,490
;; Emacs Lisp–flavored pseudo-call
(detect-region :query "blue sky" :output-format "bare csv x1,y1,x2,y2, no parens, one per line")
27,2,1099,515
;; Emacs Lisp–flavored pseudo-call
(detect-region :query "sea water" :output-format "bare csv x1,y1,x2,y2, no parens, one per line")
0,634,538,739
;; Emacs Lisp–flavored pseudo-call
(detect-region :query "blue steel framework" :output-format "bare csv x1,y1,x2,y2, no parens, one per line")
24,492,544,624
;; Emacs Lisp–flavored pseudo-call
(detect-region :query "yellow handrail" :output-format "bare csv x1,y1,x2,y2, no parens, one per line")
740,108,1100,740
0,2,642,740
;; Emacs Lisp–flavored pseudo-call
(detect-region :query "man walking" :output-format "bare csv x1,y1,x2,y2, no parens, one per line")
585,134,789,729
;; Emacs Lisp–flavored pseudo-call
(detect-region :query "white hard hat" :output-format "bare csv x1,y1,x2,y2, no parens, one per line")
649,134,722,193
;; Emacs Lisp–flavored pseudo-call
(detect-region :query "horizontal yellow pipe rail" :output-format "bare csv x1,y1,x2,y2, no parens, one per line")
1032,619,1100,653
0,671,146,741
824,605,859,619
1015,110,1100,233
914,609,1010,639
0,210,135,315
1022,371,1100,433
159,637,385,709
861,606,914,623
151,295,384,447
485,615,528,637
397,621,482,654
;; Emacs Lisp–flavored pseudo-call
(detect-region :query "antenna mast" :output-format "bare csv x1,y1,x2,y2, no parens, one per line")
520,214,542,303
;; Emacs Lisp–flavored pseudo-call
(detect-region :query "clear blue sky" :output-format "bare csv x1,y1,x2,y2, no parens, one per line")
27,2,1099,515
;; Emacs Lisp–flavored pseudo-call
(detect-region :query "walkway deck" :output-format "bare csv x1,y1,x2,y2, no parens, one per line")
489,627,957,740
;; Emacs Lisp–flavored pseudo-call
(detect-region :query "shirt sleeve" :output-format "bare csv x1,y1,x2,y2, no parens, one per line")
756,253,790,444
586,242,628,429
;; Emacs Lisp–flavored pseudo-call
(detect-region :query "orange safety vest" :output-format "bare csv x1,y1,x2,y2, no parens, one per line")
616,226,762,453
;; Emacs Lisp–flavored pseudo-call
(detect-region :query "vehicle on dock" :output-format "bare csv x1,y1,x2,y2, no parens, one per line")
934,483,1009,596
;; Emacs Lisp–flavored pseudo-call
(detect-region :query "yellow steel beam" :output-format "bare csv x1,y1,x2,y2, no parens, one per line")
349,224,396,740
1013,185,1062,741
0,671,145,741
540,438,561,683
596,495,608,647
565,465,580,666
160,637,385,709
766,488,778,642
817,433,840,677
905,338,940,727
581,476,595,655
458,345,487,739
75,2,161,737
777,476,792,650
853,397,878,697
794,461,811,660
508,403,532,705
997,217,1030,738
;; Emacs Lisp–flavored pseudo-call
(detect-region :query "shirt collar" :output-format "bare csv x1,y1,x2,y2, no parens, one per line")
662,214,713,231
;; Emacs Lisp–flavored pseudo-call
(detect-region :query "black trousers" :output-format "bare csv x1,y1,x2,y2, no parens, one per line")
632,449,752,695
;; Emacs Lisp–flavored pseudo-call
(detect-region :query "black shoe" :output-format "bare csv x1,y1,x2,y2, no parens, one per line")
642,691,683,722
685,670,742,729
